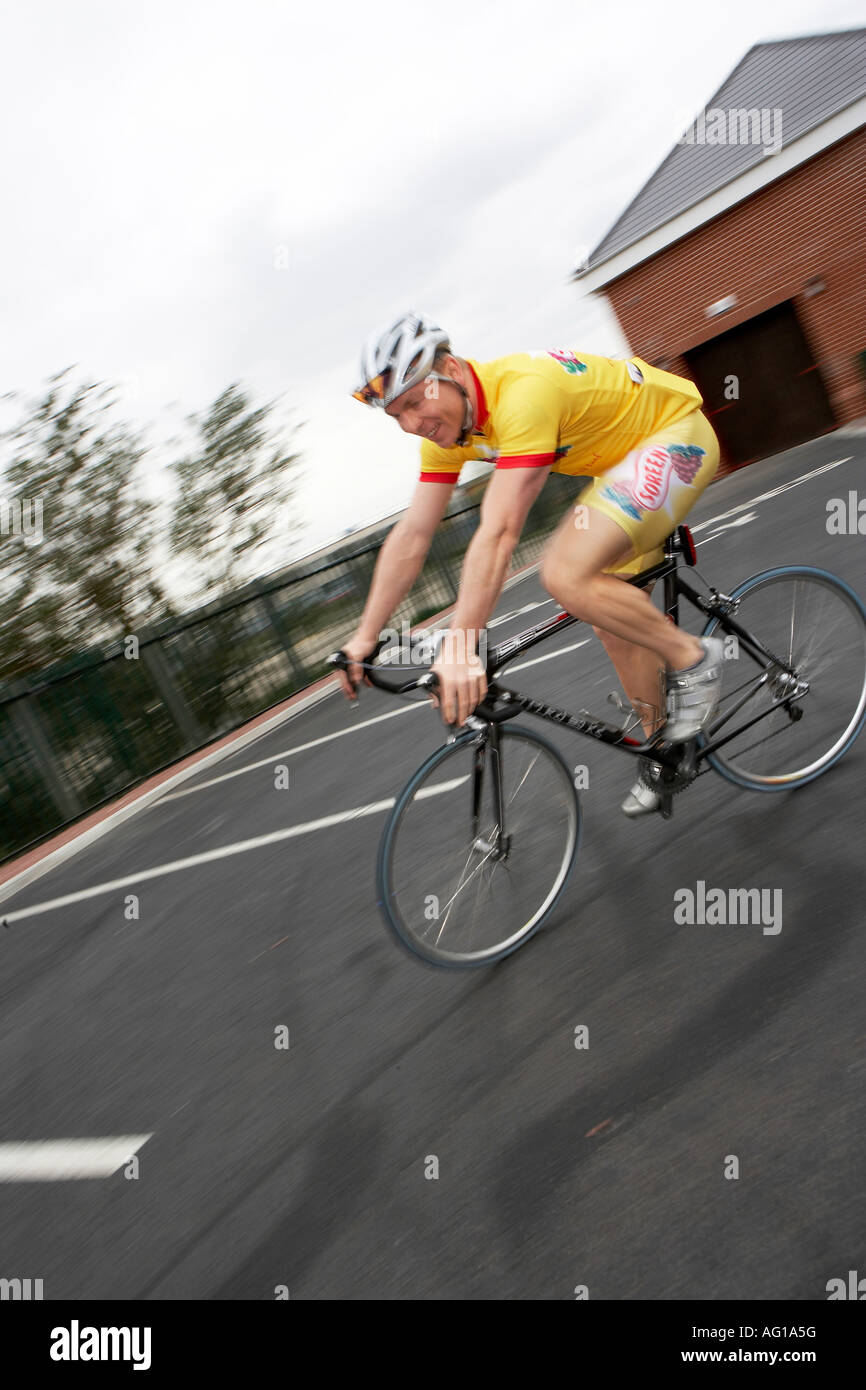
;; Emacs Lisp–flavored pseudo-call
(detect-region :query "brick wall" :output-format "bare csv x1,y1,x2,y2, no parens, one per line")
600,126,866,469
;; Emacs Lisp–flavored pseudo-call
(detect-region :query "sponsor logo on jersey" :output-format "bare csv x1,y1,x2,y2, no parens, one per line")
632,445,674,510
547,349,588,375
599,483,643,521
600,444,705,519
669,444,704,483
631,443,706,511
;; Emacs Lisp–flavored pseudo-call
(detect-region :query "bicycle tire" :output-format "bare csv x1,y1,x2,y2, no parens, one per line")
699,565,866,790
376,722,581,967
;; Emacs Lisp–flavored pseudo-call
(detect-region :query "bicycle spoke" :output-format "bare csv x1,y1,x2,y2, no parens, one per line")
505,749,540,809
379,728,580,966
430,837,498,943
703,569,866,788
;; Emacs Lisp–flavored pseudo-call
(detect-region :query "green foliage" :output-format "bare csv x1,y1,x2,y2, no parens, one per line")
410,603,447,626
0,369,168,681
0,372,305,690
169,383,302,601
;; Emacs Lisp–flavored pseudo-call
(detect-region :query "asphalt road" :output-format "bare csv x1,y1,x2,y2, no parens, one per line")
0,427,864,1300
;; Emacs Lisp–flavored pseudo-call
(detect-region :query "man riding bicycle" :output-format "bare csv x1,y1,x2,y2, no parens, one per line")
337,312,725,816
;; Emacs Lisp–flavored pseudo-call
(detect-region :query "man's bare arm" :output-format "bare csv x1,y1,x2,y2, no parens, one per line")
447,465,551,651
355,478,456,643
336,479,456,699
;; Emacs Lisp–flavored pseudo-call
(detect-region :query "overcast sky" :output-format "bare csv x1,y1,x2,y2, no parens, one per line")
1,0,862,589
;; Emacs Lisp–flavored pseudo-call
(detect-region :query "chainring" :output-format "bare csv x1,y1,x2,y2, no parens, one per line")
639,757,698,796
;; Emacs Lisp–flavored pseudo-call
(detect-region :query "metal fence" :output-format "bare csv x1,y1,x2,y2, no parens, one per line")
0,473,583,863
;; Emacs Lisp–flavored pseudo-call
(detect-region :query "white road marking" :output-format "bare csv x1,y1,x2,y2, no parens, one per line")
0,804,396,922
489,600,554,628
0,676,341,906
504,639,591,673
697,512,759,544
416,775,469,797
0,779,469,925
159,701,423,803
689,456,850,534
0,1136,152,1181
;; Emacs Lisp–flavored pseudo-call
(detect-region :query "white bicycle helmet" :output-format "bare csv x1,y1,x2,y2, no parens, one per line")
352,312,451,406
353,311,474,442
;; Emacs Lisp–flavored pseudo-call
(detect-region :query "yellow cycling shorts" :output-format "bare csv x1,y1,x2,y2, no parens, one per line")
578,408,720,576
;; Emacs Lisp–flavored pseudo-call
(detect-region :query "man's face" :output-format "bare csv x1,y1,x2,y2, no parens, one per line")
384,364,464,446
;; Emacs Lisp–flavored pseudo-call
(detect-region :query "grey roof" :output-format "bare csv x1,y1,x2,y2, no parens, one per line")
581,27,866,275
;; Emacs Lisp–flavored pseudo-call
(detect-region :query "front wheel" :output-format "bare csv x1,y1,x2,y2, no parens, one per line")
376,723,581,967
699,566,866,790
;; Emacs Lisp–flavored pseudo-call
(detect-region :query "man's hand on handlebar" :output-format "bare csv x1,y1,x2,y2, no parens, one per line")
430,630,488,727
336,631,381,701
331,627,489,732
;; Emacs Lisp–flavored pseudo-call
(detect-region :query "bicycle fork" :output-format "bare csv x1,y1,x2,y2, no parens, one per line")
470,723,512,859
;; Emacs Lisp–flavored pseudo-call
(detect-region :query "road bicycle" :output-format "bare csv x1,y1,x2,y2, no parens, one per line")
329,525,866,968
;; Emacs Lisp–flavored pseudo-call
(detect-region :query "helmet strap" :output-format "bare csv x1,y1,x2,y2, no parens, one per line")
456,387,475,447
425,371,475,446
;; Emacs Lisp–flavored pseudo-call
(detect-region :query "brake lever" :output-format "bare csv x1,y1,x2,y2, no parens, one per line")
327,638,388,698
416,670,458,739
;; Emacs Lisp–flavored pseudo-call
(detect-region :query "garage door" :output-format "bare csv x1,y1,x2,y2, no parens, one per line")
683,300,836,467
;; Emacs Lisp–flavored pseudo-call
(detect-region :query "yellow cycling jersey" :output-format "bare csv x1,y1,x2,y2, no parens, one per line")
418,350,703,483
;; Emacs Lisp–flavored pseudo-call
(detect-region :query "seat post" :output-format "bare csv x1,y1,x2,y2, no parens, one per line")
663,530,680,625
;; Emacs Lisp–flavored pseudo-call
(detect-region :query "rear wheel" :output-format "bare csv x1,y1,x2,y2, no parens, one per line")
377,723,581,967
699,566,866,790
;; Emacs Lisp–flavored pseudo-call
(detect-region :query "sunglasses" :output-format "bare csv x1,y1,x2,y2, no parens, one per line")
352,373,388,406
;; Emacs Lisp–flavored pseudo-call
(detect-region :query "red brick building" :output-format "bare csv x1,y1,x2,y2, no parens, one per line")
575,28,866,472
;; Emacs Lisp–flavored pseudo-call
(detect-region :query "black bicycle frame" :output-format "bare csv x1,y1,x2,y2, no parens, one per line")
476,535,799,772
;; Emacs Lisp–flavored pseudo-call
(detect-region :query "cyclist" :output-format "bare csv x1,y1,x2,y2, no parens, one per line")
338,312,724,816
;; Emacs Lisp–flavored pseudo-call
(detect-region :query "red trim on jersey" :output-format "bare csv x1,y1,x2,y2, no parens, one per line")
495,453,557,469
419,470,460,483
466,361,489,431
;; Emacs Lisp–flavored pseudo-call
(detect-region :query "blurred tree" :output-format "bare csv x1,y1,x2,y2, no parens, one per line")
0,369,169,682
169,383,303,601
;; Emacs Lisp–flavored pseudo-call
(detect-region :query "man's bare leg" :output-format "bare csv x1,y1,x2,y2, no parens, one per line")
540,508,703,672
592,625,666,738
